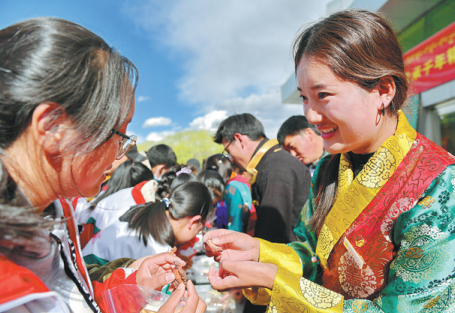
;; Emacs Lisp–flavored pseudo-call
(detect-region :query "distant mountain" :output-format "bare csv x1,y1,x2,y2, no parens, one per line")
137,129,224,165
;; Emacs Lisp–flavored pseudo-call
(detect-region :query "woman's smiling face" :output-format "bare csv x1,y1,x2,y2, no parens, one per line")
296,56,383,155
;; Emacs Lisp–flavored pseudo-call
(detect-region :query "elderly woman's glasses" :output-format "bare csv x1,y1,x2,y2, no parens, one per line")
112,129,137,160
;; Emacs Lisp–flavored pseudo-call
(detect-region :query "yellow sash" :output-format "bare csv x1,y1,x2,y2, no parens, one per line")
316,111,416,269
246,139,279,185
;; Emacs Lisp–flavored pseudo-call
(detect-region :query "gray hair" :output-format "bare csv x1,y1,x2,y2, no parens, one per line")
0,17,138,241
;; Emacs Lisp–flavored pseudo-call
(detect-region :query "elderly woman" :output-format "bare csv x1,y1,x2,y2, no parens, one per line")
0,17,204,313
204,9,455,312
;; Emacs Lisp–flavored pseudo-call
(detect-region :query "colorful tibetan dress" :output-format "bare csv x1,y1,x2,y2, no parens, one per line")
245,112,455,312
225,175,254,233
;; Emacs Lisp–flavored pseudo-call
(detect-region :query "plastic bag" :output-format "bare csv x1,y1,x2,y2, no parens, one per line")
103,284,183,313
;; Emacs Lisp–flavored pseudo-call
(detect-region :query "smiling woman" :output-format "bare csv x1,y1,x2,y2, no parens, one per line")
0,17,205,313
203,9,455,313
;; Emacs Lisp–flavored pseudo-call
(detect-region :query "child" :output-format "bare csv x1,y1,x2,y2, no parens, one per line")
77,161,156,248
82,182,213,266
76,160,154,225
203,154,255,234
197,170,226,229
225,164,256,235
156,165,198,200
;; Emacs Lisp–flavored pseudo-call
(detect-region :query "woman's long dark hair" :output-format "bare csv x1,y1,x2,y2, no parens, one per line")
292,10,408,233
0,156,46,241
89,160,153,209
0,17,138,241
124,182,213,246
311,155,340,233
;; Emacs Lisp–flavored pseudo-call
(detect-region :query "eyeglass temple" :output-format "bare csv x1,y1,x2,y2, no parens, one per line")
113,129,130,140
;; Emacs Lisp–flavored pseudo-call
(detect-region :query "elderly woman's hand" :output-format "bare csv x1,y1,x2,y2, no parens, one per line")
134,252,185,290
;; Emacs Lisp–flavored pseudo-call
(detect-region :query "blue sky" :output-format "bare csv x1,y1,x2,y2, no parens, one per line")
0,0,330,143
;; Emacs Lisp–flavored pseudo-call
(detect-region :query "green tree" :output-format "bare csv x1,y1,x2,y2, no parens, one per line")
137,129,224,165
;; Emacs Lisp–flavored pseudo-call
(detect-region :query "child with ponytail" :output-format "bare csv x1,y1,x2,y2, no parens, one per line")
82,182,213,266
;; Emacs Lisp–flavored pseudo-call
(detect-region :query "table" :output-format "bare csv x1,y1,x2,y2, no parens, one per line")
188,254,245,313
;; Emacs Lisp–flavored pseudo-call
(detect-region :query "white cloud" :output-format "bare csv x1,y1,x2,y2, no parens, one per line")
143,117,172,128
190,110,228,132
124,0,329,134
146,131,175,142
137,96,150,102
126,1,328,102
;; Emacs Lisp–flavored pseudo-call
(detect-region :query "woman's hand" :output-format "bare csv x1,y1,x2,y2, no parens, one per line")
203,229,260,263
158,281,206,313
135,252,186,290
208,260,278,291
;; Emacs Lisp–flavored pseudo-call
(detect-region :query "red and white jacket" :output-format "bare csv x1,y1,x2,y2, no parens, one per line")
0,199,138,313
77,180,157,249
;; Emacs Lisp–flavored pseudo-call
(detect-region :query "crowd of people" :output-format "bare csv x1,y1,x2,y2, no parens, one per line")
1,7,454,313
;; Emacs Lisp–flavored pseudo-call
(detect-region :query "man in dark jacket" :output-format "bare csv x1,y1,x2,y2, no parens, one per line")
215,113,311,313
215,113,311,243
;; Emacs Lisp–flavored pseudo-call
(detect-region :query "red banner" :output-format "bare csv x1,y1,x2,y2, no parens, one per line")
404,21,455,95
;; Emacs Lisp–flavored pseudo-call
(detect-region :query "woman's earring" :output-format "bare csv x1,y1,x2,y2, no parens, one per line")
382,103,385,116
